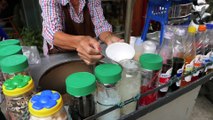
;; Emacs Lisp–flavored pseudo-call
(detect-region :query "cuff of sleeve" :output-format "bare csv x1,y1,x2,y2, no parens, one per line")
95,23,112,37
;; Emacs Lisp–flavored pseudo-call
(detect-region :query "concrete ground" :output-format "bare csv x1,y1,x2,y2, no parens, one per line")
190,96,213,120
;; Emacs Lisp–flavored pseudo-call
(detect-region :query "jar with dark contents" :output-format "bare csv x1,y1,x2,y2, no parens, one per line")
139,54,163,106
95,64,122,120
66,72,96,120
2,75,36,120
0,45,22,103
0,54,30,80
28,90,68,120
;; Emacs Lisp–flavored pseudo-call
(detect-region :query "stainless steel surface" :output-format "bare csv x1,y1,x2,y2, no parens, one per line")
124,0,136,43
29,53,81,87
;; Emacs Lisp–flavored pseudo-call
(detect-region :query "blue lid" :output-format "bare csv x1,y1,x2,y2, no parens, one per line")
206,24,213,30
31,90,60,110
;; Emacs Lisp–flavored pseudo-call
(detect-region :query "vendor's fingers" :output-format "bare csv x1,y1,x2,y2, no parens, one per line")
88,38,101,52
79,37,100,55
78,53,102,65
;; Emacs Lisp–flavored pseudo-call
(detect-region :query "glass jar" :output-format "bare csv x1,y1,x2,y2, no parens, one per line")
0,54,30,80
28,90,68,120
2,75,36,120
66,72,96,120
95,64,122,120
0,39,20,48
0,45,22,103
139,54,163,106
118,60,140,115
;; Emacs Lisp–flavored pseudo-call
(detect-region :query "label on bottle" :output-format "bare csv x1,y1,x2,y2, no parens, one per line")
159,68,172,92
176,66,184,87
184,64,193,82
202,56,210,72
207,52,213,70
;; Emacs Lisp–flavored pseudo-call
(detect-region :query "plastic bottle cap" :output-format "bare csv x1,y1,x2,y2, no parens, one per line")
95,64,122,84
198,25,206,32
66,72,96,97
206,24,213,30
1,54,28,74
29,90,63,117
0,45,22,61
139,53,163,70
188,26,197,33
2,75,34,96
0,39,20,47
175,29,185,36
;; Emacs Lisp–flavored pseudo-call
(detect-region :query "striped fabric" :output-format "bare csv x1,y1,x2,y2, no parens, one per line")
39,0,112,55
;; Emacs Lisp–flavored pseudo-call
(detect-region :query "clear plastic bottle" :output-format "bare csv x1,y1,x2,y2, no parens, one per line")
66,72,96,120
95,64,122,120
139,54,163,106
118,60,140,115
29,90,68,120
206,24,213,74
181,26,197,87
192,25,206,82
3,75,36,120
158,32,173,97
170,28,185,91
0,54,30,80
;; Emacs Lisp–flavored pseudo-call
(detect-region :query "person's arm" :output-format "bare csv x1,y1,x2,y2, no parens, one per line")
88,0,123,45
39,0,102,64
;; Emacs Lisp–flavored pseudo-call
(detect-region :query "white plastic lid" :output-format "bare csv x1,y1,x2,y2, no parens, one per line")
142,41,157,54
175,29,185,36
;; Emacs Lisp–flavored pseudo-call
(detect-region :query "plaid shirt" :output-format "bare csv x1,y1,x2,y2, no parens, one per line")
39,0,112,54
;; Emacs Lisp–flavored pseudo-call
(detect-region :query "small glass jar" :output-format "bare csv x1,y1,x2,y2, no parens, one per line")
66,72,96,120
2,75,36,120
28,90,68,120
0,54,30,80
0,39,20,48
139,54,163,106
118,60,140,115
95,64,122,120
0,45,22,103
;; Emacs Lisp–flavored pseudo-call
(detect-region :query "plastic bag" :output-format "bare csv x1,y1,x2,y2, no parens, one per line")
22,46,41,64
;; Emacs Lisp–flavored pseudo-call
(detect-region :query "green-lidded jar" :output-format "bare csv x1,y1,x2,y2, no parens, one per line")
0,45,22,62
94,64,122,120
0,39,20,47
139,53,163,106
2,75,35,120
66,72,96,120
28,90,68,120
0,54,30,80
0,45,23,104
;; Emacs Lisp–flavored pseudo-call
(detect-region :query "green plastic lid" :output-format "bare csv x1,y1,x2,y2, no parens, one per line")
0,39,20,47
4,75,31,90
1,55,28,74
95,64,122,84
0,45,22,61
66,72,96,97
139,53,163,70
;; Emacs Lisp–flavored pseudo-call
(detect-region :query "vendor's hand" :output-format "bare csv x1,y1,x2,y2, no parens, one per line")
105,34,124,45
100,32,124,45
76,36,103,65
